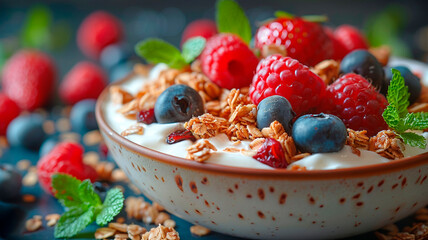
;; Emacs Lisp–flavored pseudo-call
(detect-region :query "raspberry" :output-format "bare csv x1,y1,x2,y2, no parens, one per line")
200,33,259,89
249,54,326,116
77,11,123,59
255,17,333,66
60,61,108,105
137,109,156,124
1,50,56,110
0,93,20,135
181,19,218,45
323,73,388,136
334,25,369,57
253,138,288,168
166,129,196,144
37,142,97,195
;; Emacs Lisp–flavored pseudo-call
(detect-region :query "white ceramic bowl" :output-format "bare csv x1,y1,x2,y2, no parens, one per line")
96,59,428,239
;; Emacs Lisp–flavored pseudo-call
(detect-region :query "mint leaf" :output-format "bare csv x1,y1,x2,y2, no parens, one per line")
21,6,52,49
404,112,428,130
52,173,83,208
54,206,95,238
399,132,427,149
387,68,410,118
96,188,124,226
135,39,187,69
182,37,206,63
216,0,252,44
383,105,406,132
274,11,294,18
78,180,102,207
301,15,328,23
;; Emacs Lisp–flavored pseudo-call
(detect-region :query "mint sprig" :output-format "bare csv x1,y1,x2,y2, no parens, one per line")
135,37,205,69
382,69,428,148
216,0,252,44
52,173,124,239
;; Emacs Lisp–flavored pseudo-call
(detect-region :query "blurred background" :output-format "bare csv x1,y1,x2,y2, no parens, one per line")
1,0,428,82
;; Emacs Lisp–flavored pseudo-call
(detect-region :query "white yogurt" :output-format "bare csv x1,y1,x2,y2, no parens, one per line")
104,64,428,170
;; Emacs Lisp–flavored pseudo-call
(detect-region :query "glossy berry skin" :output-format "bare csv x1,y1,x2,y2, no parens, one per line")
322,73,388,136
340,50,385,90
383,66,421,105
334,25,369,56
7,114,46,150
257,95,295,134
60,61,108,105
253,138,288,168
0,93,20,135
37,142,97,195
200,33,259,89
324,26,347,60
137,109,156,124
0,164,22,201
181,19,218,46
292,113,347,153
1,50,56,110
255,17,333,67
77,11,123,59
155,85,204,123
70,99,98,133
249,54,326,117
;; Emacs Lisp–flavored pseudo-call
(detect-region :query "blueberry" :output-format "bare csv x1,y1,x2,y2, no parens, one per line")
93,181,109,202
340,50,385,90
109,62,134,82
257,95,295,134
7,114,46,150
0,164,22,201
292,113,347,153
155,84,204,123
39,136,59,157
100,44,133,69
383,66,421,104
70,99,98,133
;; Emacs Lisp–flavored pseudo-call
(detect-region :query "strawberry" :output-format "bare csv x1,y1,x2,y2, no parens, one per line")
181,19,218,46
59,61,108,105
0,93,20,135
1,50,56,110
77,11,123,59
255,15,333,67
334,24,369,57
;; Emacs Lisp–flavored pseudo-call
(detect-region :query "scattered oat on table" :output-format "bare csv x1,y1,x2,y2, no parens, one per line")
25,216,42,232
83,130,103,146
190,225,211,237
17,159,31,171
22,194,36,203
45,213,60,227
56,118,71,132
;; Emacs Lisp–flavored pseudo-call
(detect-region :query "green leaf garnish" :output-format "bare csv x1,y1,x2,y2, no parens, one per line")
216,0,252,44
275,11,294,19
135,37,205,69
382,69,428,149
96,188,124,226
301,15,328,23
182,37,206,63
52,173,124,238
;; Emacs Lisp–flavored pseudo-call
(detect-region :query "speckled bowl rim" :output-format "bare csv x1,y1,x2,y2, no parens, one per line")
96,71,428,180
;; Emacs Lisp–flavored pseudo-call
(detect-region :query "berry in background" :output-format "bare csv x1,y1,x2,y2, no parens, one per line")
37,142,97,195
200,33,259,89
70,99,98,133
7,114,47,150
0,93,20,135
255,16,332,66
322,73,388,136
292,113,347,153
334,25,369,57
256,95,295,134
181,19,218,46
77,11,123,59
0,164,22,201
383,66,421,105
60,61,108,105
1,50,56,111
340,50,385,91
249,54,326,117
